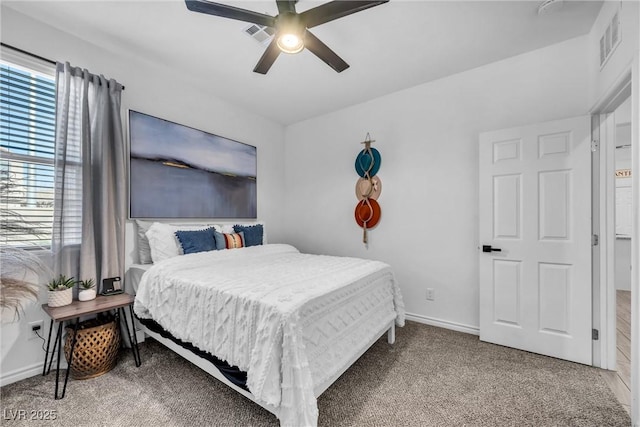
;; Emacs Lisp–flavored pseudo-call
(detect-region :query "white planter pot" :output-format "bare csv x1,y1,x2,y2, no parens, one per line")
48,288,73,307
78,289,97,302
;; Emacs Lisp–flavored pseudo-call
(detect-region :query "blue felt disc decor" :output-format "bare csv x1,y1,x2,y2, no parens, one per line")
354,147,381,178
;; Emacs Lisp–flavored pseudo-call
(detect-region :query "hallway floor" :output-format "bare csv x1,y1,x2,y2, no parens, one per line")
600,290,632,415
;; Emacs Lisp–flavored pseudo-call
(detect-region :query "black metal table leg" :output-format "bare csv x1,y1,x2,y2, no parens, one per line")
42,319,54,376
47,322,62,376
128,305,141,367
120,307,141,367
57,318,80,399
54,320,64,399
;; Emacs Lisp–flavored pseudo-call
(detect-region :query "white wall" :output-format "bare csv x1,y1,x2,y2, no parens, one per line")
0,252,60,387
284,36,591,331
0,7,286,385
616,238,632,291
588,1,639,109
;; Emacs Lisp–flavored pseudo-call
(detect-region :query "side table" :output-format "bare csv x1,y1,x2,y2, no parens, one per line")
41,293,141,399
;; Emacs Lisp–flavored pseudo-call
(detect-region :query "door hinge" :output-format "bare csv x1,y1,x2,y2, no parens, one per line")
592,329,599,340
591,139,599,152
592,234,599,246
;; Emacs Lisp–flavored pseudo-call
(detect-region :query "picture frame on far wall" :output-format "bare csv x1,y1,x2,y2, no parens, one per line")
128,110,257,219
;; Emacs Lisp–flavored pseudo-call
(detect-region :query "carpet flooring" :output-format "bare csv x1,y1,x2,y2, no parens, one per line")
0,321,631,426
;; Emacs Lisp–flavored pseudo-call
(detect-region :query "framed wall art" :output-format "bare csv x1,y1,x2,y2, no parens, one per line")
129,110,257,219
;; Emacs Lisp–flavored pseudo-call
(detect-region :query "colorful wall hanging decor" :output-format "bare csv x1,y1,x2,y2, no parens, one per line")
354,133,382,244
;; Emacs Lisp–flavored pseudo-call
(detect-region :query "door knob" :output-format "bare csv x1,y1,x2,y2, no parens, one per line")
482,245,502,253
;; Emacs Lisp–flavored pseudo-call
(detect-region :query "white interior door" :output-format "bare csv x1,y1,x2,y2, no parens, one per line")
479,116,592,365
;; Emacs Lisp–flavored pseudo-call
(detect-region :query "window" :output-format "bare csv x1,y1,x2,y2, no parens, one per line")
1,54,56,247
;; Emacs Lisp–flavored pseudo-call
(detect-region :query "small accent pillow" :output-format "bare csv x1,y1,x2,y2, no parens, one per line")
223,232,244,249
233,224,263,247
212,230,227,250
175,228,216,255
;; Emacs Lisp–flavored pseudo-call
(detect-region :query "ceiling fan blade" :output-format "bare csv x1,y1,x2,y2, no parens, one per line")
253,39,281,74
304,30,349,73
185,0,276,27
276,0,297,15
300,0,388,29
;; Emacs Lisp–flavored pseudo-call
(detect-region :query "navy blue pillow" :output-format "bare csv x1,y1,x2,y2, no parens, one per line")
233,224,263,247
175,228,216,254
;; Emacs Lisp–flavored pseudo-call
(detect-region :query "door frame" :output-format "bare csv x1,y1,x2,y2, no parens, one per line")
590,61,638,426
590,70,631,371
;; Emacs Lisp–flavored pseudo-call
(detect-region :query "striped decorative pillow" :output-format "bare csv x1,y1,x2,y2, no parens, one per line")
223,232,244,249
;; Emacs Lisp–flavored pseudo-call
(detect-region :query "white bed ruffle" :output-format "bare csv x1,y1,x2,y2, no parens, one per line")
134,244,404,426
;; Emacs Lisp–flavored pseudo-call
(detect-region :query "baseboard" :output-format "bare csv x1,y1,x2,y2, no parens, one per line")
405,312,479,336
0,359,66,387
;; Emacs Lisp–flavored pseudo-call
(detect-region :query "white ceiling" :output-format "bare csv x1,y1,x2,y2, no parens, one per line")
4,0,603,125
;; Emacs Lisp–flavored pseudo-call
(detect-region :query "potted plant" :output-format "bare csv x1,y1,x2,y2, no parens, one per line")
78,279,97,302
47,275,75,307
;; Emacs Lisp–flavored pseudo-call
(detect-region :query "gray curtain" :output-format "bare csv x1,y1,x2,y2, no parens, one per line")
52,62,125,286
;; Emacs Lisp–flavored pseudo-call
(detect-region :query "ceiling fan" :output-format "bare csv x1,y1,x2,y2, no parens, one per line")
185,0,389,74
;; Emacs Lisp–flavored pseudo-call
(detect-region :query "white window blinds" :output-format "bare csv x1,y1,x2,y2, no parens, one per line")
1,57,56,247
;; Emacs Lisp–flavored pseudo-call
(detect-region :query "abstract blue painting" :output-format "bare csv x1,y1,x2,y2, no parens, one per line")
129,111,257,218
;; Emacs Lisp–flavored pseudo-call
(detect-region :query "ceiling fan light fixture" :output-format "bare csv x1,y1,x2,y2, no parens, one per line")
277,32,304,54
184,0,390,73
275,12,305,54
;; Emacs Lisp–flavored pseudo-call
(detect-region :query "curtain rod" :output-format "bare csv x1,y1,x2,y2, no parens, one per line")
1,42,125,90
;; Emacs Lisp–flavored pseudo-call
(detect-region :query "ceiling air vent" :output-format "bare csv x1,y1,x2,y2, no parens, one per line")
600,11,621,68
243,24,275,46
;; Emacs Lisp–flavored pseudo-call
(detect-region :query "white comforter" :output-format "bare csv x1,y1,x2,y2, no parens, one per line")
134,244,404,426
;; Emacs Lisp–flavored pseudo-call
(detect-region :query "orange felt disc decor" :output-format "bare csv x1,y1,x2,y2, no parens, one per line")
354,198,381,228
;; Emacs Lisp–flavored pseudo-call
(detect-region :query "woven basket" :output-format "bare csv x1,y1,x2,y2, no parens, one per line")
64,317,121,380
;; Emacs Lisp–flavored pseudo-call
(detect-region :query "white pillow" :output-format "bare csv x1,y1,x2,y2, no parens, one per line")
135,220,154,264
145,222,212,263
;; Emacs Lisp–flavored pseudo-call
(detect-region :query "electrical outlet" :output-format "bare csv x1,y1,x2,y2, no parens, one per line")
426,288,435,301
28,320,43,341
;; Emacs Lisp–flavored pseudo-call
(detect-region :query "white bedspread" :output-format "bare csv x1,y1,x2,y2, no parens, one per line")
134,244,404,426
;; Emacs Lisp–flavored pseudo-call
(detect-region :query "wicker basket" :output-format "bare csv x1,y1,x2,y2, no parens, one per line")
64,316,121,380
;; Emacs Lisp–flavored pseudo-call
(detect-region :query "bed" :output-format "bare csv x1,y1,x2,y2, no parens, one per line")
132,243,404,427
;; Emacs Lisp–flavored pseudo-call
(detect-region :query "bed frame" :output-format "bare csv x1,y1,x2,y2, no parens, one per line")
139,320,396,419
